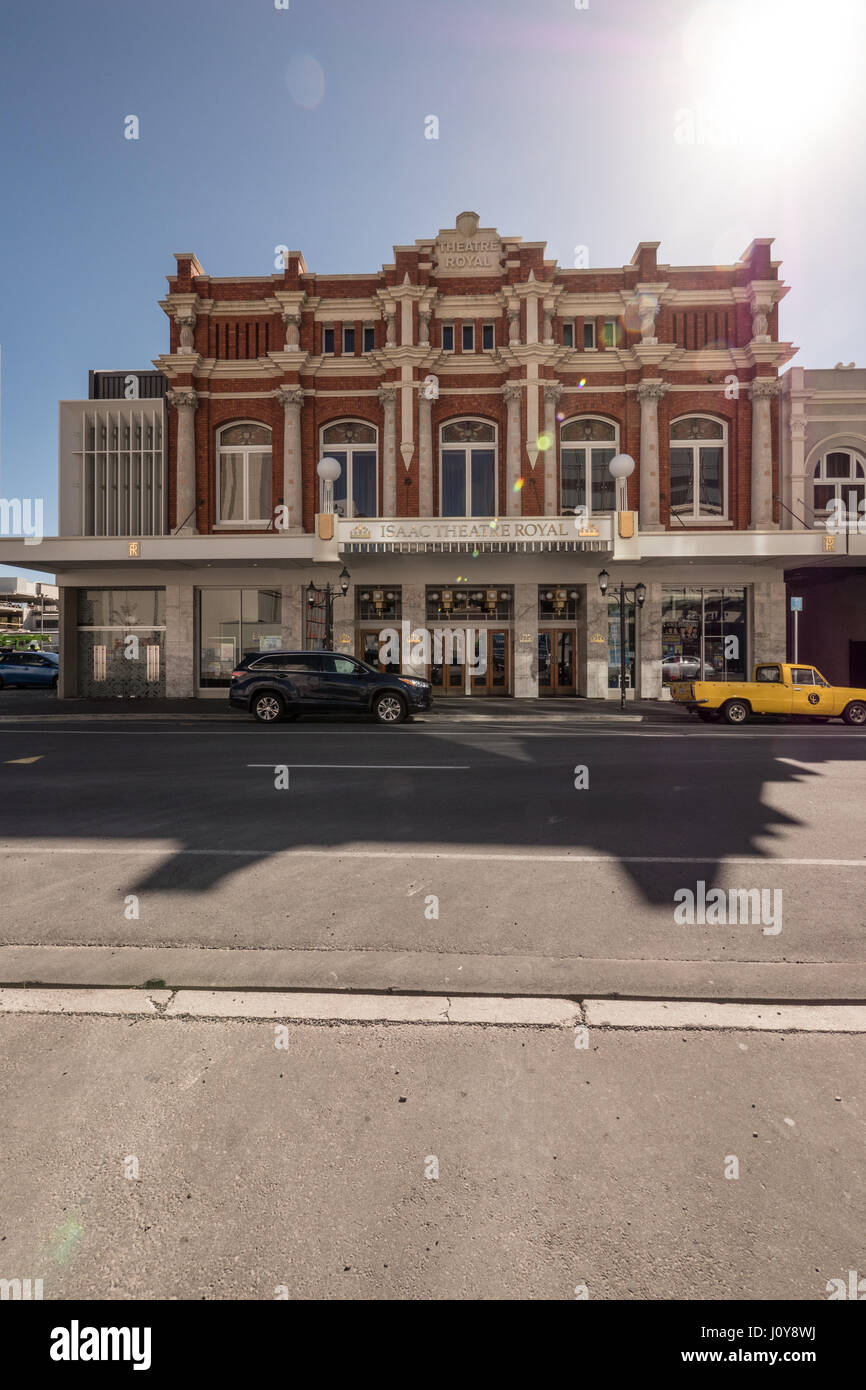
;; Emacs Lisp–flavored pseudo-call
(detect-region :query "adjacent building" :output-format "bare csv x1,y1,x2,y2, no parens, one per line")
4,211,859,700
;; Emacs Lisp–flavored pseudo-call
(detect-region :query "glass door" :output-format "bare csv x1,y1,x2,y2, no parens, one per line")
429,629,466,696
607,598,635,697
539,630,576,696
471,629,509,695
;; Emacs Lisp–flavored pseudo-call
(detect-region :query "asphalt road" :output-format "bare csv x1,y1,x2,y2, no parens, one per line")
1,1009,862,1301
1,717,865,998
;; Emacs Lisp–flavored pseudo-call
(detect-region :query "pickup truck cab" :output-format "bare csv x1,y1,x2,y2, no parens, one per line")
670,662,866,726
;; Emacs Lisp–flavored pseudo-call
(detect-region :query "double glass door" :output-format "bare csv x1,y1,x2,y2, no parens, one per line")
538,629,576,696
429,628,510,695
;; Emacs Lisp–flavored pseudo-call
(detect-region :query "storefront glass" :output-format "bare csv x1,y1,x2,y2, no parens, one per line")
76,588,166,698
198,588,282,688
661,587,746,684
608,597,635,692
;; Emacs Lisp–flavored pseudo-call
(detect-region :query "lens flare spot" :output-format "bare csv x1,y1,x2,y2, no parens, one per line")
489,518,499,530
578,378,587,388
537,433,551,452
513,477,525,491
286,53,326,109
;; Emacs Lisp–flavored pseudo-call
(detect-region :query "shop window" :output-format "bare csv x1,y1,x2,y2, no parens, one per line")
661,587,746,684
812,451,866,519
198,588,282,688
538,586,579,621
76,587,167,699
669,416,727,520
216,422,273,525
426,585,513,622
320,421,378,518
560,417,617,514
439,419,497,517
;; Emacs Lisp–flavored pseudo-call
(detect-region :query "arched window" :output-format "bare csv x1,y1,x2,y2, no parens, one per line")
669,416,727,519
320,421,378,518
439,419,497,516
813,450,865,516
560,417,618,514
216,422,272,524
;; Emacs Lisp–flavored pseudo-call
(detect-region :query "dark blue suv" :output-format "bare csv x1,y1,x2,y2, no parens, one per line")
229,650,433,724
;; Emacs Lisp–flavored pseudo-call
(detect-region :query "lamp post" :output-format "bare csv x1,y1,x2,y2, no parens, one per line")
307,566,350,651
598,569,646,710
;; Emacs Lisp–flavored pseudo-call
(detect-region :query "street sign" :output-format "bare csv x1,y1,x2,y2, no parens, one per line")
790,596,803,612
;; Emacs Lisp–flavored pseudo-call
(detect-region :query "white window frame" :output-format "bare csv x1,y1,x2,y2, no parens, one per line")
559,416,619,517
441,323,455,353
342,325,355,355
812,450,866,513
583,320,596,350
482,322,495,351
461,323,475,352
561,321,575,349
322,326,335,355
603,318,618,348
362,324,375,353
438,418,498,518
215,421,273,527
318,421,379,520
668,414,729,522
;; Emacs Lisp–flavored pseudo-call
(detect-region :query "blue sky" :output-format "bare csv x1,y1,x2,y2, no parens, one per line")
2,0,865,572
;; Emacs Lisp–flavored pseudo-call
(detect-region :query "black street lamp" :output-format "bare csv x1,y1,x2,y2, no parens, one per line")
598,569,646,710
307,566,351,651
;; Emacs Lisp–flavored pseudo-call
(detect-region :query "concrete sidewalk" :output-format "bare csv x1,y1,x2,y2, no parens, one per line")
0,692,680,723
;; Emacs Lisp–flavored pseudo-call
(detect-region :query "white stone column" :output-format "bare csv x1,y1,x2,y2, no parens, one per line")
637,380,667,530
790,417,807,522
417,386,434,516
502,383,522,517
750,378,779,529
542,382,561,516
379,384,398,517
168,388,198,533
165,584,195,697
277,387,305,532
638,582,662,699
513,582,538,698
280,583,304,649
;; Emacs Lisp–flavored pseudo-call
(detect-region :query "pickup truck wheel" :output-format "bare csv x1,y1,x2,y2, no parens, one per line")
721,698,750,726
843,700,866,727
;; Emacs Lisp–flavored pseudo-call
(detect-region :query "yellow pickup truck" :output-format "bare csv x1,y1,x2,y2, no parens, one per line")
670,662,866,726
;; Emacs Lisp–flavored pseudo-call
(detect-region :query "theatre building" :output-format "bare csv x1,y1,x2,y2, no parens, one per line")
2,211,845,701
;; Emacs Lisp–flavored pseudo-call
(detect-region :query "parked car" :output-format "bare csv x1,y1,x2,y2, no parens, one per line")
229,650,433,724
662,655,702,682
0,649,59,688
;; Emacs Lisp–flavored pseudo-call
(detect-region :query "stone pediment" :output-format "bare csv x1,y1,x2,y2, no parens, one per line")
433,211,503,277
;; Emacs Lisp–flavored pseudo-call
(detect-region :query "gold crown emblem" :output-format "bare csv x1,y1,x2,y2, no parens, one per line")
349,524,371,539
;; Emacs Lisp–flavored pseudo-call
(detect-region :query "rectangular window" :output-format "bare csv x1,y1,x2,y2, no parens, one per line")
562,322,575,348
603,319,617,348
323,327,335,355
583,321,596,349
351,452,377,518
462,323,474,352
470,450,495,515
198,588,282,689
441,451,464,515
482,323,495,351
442,324,455,352
363,325,375,353
661,587,746,684
343,326,355,354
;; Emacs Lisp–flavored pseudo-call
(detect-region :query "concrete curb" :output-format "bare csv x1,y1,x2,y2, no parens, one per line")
2,986,866,1032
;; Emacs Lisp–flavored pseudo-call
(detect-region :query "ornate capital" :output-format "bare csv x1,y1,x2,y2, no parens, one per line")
378,383,398,409
167,388,198,411
749,377,779,401
277,386,305,411
543,382,562,405
637,380,669,403
790,417,807,439
501,382,523,407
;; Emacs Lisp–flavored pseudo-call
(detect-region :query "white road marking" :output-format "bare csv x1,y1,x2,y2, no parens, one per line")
245,763,471,770
0,845,863,866
586,999,866,1033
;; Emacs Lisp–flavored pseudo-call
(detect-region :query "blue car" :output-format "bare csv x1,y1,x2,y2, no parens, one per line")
0,649,59,688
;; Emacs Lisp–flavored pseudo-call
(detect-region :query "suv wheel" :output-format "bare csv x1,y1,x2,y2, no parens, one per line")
373,692,406,725
843,700,866,726
252,691,284,723
721,698,750,726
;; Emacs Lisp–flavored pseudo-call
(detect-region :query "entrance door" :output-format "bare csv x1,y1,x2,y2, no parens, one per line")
359,630,400,673
428,628,466,695
538,630,576,696
470,629,509,695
